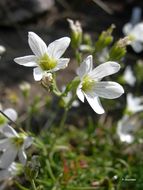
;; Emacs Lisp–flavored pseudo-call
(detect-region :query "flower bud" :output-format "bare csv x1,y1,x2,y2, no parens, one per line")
41,73,53,90
67,18,82,49
109,37,131,61
19,81,31,98
95,24,115,52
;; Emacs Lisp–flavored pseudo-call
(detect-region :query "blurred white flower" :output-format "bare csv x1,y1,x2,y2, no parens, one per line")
0,162,22,181
126,93,143,114
123,66,136,86
117,93,143,143
0,45,6,55
14,32,71,81
117,115,135,143
19,81,31,91
98,48,109,63
117,113,143,143
0,126,32,169
76,55,124,114
0,105,17,126
123,22,143,53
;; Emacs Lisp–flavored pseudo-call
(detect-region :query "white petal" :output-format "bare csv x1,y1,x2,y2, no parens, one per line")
18,150,27,165
127,93,143,113
131,41,143,53
92,81,124,99
76,87,85,102
47,37,70,59
23,137,33,149
0,183,8,190
28,32,48,57
0,169,11,181
33,67,43,81
0,148,17,169
84,94,104,114
117,116,134,143
2,125,18,138
122,23,133,35
123,66,136,86
14,55,38,67
4,108,17,122
89,62,120,80
76,55,93,78
132,23,143,42
51,58,69,72
0,139,10,151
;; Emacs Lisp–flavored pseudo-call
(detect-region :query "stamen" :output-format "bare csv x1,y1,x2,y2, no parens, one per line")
39,54,57,70
82,75,95,92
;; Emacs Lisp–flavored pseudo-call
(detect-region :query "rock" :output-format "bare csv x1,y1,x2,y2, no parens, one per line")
0,0,54,26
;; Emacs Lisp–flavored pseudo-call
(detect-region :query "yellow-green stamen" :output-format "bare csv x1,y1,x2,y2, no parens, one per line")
38,54,57,71
11,134,25,148
82,75,95,92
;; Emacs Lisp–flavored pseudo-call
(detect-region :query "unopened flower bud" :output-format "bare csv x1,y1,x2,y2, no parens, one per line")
19,81,31,98
95,24,115,52
41,73,53,90
117,36,132,48
109,37,131,61
67,18,82,49
83,33,92,46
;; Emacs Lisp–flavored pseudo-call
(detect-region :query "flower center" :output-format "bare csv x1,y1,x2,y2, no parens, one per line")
82,75,95,92
128,34,136,41
0,114,7,125
38,54,57,71
11,135,25,149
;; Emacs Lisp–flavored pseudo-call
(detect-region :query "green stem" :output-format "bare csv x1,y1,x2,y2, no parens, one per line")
31,179,37,190
66,187,100,190
59,91,77,128
52,73,62,96
59,108,68,128
46,159,56,182
14,181,29,190
75,49,81,65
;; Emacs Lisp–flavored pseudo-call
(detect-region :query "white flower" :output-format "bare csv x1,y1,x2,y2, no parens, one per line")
123,22,143,53
76,55,124,114
0,105,17,127
0,162,22,181
117,114,141,143
123,66,136,86
0,125,32,169
14,32,71,81
126,93,143,114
